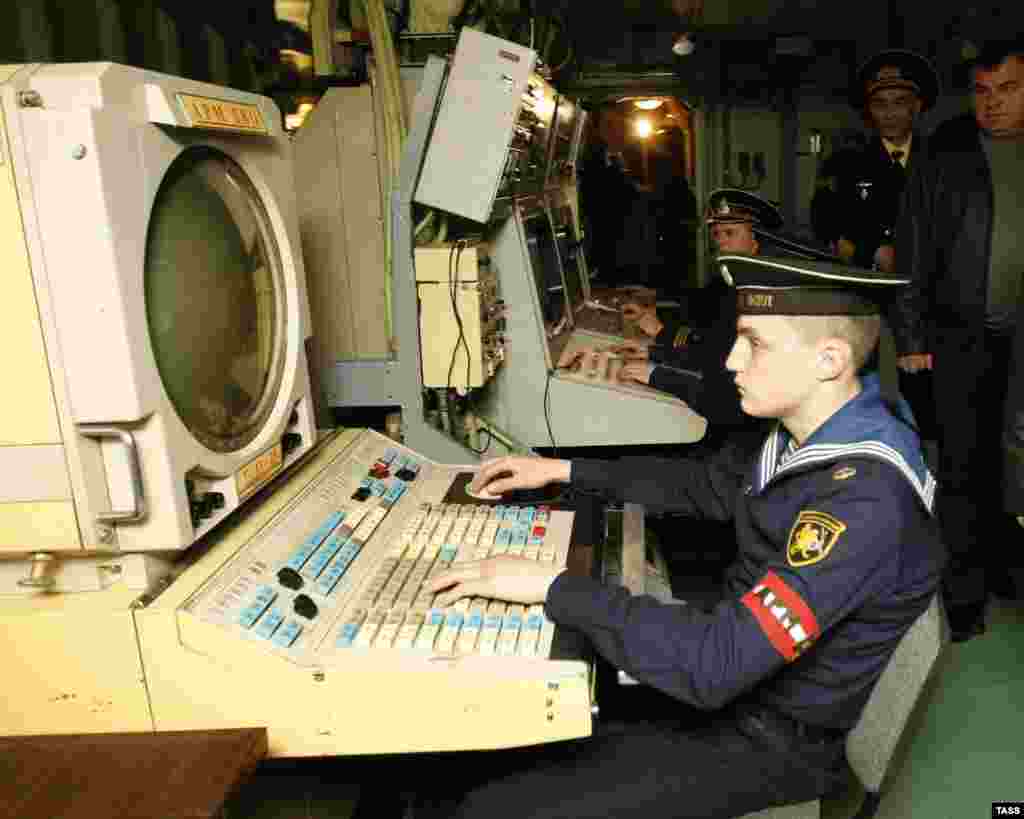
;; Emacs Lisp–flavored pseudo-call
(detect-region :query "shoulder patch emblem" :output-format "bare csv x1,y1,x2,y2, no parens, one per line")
832,466,857,482
786,510,847,567
672,327,692,349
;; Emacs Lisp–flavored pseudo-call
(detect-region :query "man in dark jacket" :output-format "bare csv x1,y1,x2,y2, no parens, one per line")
429,255,943,819
891,38,1024,640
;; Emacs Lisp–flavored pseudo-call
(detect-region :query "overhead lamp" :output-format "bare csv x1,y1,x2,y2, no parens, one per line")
672,33,696,57
633,98,664,111
635,118,653,139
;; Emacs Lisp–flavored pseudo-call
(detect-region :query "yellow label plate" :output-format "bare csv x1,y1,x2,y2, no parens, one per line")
237,442,284,499
176,93,268,134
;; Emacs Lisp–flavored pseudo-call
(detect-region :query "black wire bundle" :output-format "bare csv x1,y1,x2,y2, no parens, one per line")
446,241,492,456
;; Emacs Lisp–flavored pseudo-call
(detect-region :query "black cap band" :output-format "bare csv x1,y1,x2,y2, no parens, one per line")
737,287,880,316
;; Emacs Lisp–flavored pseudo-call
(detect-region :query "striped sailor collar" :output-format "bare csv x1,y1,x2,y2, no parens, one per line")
752,373,936,512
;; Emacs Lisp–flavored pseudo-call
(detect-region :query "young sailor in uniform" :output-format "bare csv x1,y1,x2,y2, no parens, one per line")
426,254,946,819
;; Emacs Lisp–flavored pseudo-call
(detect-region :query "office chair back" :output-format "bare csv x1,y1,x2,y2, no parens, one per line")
845,593,949,818
741,593,949,819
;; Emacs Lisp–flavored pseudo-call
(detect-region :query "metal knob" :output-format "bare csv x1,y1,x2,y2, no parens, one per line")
17,552,58,589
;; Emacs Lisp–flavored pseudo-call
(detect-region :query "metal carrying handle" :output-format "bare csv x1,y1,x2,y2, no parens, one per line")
78,426,147,524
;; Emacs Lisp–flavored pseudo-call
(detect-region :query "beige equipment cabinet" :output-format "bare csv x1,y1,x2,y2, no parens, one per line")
415,244,505,391
0,63,317,555
293,67,419,367
0,430,593,755
136,431,592,756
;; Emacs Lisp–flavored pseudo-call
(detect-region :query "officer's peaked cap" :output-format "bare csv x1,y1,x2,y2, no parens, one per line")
704,188,784,230
854,49,940,111
717,254,909,316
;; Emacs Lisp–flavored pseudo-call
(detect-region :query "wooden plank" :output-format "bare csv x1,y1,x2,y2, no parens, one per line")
0,728,267,819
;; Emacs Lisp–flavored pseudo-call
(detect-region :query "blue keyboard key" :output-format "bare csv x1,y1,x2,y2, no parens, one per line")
272,619,303,648
439,545,459,563
255,607,285,639
445,610,465,628
317,565,349,596
238,586,278,628
466,612,483,629
494,529,511,546
502,507,520,521
518,507,536,523
525,613,544,630
238,605,260,629
371,479,388,497
284,511,345,571
529,536,544,546
304,534,347,578
336,622,362,648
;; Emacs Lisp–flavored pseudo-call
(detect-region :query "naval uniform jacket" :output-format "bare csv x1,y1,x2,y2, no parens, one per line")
811,135,922,269
544,374,944,732
647,279,749,429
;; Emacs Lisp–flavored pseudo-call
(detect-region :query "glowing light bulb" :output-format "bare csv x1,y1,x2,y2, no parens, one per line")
635,118,653,139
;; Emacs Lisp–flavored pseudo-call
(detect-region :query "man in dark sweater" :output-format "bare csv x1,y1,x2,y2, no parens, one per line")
891,38,1024,641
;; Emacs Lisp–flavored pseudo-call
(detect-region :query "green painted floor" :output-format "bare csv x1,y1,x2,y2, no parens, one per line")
221,599,1024,819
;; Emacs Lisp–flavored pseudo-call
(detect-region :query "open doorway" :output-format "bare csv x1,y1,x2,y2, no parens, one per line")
577,96,700,301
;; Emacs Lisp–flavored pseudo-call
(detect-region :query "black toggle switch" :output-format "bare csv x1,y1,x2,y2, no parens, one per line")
293,594,319,620
282,432,303,456
351,486,372,502
277,567,304,591
396,469,417,482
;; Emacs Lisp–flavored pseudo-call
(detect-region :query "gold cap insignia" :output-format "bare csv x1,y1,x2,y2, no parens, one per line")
832,466,857,482
787,510,847,567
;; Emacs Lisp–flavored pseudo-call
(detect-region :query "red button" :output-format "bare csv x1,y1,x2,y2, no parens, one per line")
532,526,546,537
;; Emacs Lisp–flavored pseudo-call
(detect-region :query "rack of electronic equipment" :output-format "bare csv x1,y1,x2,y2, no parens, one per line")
387,27,706,463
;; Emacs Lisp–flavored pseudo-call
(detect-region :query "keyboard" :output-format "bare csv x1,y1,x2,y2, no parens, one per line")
572,303,624,337
182,434,575,667
551,340,687,405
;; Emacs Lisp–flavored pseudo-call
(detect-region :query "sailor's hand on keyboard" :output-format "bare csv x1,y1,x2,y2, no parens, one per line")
427,556,564,606
621,302,653,321
623,303,663,337
610,340,649,360
618,362,654,384
470,456,571,497
556,346,593,369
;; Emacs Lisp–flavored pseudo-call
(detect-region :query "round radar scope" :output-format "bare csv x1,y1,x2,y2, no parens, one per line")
144,146,288,453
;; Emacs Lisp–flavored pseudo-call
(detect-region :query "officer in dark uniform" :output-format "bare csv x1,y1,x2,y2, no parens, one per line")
811,49,939,271
613,188,784,435
429,255,946,819
812,49,941,443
